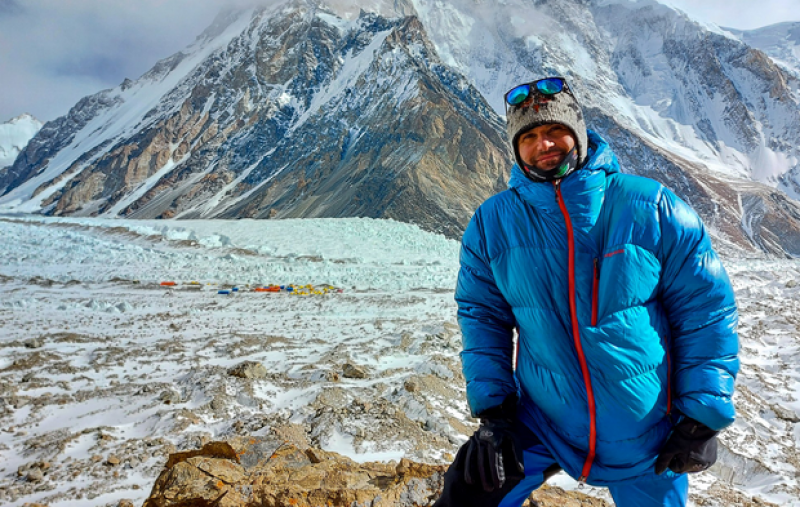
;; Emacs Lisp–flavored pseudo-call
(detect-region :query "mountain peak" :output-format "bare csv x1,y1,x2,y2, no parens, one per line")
0,114,43,169
4,113,41,125
1,1,800,257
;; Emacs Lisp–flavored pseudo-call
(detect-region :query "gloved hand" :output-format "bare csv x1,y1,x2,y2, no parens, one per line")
655,415,719,475
459,417,525,491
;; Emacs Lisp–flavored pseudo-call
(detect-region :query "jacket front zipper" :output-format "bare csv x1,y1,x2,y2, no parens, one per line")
554,181,597,482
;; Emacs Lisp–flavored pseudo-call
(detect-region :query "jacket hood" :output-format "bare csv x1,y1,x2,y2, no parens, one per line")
507,130,620,229
509,130,620,191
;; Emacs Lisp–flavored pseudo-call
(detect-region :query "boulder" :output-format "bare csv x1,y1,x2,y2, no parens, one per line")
342,363,367,379
143,436,444,507
143,436,611,507
227,361,268,379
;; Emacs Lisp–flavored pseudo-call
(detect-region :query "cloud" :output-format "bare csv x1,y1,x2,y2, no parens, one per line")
0,0,23,15
0,0,296,122
0,0,250,121
3,0,797,123
662,0,800,31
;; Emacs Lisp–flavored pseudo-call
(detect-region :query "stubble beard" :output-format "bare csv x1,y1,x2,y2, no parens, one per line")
533,151,566,172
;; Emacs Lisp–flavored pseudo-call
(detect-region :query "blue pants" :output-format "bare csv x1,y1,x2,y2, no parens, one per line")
434,419,688,507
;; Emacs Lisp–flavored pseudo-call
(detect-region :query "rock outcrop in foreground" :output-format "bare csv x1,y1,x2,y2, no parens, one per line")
142,436,610,507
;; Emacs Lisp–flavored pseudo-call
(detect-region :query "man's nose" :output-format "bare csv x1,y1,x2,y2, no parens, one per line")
539,136,555,150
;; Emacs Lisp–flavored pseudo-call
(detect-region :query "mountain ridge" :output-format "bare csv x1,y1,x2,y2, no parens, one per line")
1,0,799,255
724,21,800,78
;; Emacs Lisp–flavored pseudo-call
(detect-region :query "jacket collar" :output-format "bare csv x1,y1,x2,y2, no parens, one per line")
508,130,620,229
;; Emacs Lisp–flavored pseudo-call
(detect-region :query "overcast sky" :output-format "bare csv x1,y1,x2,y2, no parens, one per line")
1,0,798,123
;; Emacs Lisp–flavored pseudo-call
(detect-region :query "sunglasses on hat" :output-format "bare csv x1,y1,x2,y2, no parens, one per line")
503,77,571,115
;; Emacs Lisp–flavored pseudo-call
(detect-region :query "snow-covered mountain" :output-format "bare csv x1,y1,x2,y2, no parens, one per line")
0,114,42,169
1,0,800,255
726,21,800,78
0,3,508,239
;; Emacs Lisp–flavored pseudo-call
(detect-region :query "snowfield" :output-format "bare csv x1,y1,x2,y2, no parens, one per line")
0,216,799,506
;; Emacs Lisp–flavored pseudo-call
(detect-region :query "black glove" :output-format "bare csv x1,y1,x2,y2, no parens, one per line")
461,418,525,491
655,415,719,475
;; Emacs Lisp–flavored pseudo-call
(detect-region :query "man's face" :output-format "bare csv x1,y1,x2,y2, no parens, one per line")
517,123,576,171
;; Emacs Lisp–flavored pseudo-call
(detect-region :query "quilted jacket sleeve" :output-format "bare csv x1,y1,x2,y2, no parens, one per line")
456,209,518,418
658,188,739,431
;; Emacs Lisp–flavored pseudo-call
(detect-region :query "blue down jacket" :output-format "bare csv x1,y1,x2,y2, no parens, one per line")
455,130,739,485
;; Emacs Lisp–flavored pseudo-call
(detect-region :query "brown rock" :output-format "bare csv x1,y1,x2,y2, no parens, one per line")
147,461,228,505
342,362,367,379
271,423,312,450
143,436,612,507
529,485,610,506
304,448,326,464
144,436,443,507
396,457,412,474
227,361,268,379
186,456,246,484
26,469,44,482
164,441,240,469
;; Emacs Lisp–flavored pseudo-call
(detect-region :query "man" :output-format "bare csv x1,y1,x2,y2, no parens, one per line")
435,77,739,507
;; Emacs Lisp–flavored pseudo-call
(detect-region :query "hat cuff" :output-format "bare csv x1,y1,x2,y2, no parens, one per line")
506,85,588,167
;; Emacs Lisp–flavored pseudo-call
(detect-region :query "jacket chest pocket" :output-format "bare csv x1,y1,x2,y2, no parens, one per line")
591,247,660,324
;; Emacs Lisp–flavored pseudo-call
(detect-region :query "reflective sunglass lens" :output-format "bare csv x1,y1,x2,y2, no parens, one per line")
536,78,564,95
506,84,531,105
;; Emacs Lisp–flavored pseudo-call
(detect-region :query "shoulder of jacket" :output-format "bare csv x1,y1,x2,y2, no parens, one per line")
463,190,519,256
606,172,665,205
473,189,519,219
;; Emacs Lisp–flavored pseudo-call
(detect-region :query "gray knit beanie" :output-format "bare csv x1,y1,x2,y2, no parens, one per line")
506,82,588,180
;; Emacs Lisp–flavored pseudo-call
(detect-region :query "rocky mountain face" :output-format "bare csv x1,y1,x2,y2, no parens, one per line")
0,113,42,169
0,3,509,239
1,0,800,254
726,21,800,78
411,0,800,254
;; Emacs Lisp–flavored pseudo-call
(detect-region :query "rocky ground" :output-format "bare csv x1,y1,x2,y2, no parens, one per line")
0,217,798,506
0,278,467,506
